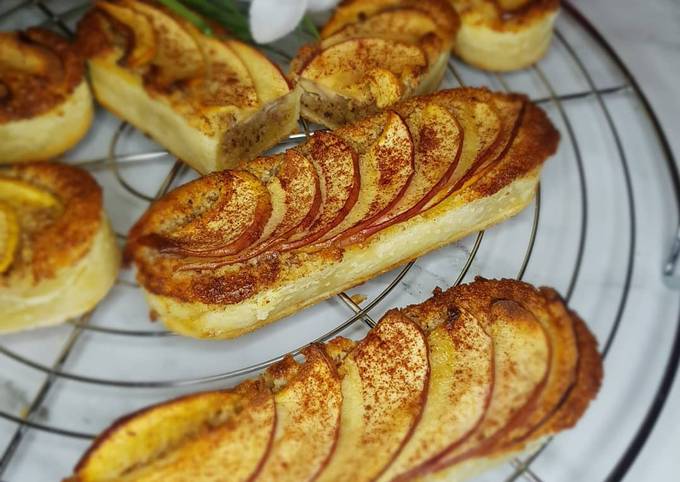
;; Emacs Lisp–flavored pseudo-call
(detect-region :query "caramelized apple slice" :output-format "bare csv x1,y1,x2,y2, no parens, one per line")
315,111,414,245
340,103,462,245
0,32,58,76
461,94,526,188
0,176,61,209
115,385,275,482
321,8,442,62
529,314,603,440
278,132,360,250
96,1,155,68
257,346,342,482
131,170,272,258
237,150,321,257
498,0,532,11
227,40,290,103
0,202,19,274
186,34,258,110
422,97,501,209
72,385,268,481
124,0,203,85
322,8,437,46
315,310,429,482
425,300,550,473
379,310,493,481
492,287,578,447
299,38,427,101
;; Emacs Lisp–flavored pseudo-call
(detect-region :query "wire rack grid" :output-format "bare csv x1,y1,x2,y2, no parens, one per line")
0,1,679,481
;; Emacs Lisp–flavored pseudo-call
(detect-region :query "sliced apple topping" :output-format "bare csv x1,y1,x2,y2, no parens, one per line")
0,176,61,210
125,0,204,86
379,309,493,481
258,346,342,482
422,97,502,209
322,8,438,48
0,32,59,76
102,384,275,482
227,40,290,103
96,1,156,68
186,33,258,112
341,102,462,244
317,111,414,245
69,279,602,482
315,310,429,482
0,202,19,274
299,38,427,103
133,170,272,258
279,132,360,250
498,0,533,11
427,299,550,471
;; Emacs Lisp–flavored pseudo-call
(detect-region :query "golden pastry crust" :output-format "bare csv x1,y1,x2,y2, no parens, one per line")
0,29,93,163
290,0,460,128
66,278,602,482
450,0,560,71
76,1,299,173
126,87,559,339
0,163,120,333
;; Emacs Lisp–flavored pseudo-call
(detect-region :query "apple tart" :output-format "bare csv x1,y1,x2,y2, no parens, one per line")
0,28,93,164
0,163,120,334
289,0,460,128
450,0,560,71
125,87,559,339
76,0,301,174
66,278,602,482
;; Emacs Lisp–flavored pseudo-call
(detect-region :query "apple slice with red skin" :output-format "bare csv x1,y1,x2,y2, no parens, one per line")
526,312,603,441
277,132,360,251
130,170,272,258
96,1,156,68
459,95,527,190
179,150,322,270
70,382,274,482
377,309,493,481
419,300,550,477
490,286,579,449
124,0,204,86
339,102,462,246
257,345,342,482
315,310,429,482
421,98,502,210
312,110,415,247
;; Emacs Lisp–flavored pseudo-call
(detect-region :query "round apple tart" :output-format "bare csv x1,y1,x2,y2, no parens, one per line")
0,163,120,334
0,28,93,164
450,0,561,71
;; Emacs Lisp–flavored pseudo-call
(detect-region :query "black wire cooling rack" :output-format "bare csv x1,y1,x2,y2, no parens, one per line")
1,1,679,481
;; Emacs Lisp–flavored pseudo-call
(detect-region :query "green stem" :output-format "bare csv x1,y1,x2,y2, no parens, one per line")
156,0,213,35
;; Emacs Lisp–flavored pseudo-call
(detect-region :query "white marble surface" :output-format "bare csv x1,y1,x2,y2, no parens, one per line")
0,1,679,481
570,1,680,480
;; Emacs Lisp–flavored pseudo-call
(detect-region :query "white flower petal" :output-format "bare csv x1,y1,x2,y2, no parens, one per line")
307,0,340,11
249,0,308,44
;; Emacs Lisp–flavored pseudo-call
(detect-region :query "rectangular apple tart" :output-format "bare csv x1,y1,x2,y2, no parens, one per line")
126,87,559,339
289,0,461,128
76,0,301,174
66,278,602,482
